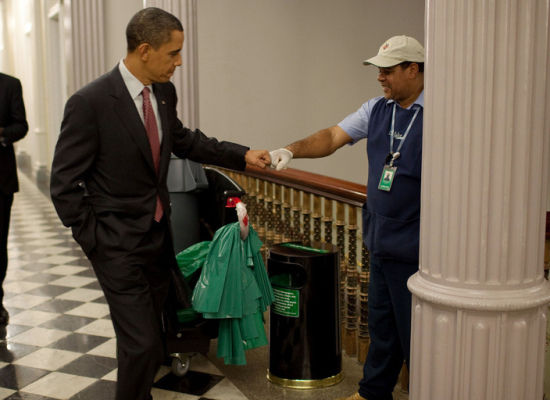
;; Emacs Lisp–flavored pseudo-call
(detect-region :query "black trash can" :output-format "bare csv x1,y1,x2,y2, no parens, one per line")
267,242,342,389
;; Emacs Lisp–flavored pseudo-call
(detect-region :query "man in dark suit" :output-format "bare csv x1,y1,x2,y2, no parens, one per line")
0,73,28,326
50,7,270,400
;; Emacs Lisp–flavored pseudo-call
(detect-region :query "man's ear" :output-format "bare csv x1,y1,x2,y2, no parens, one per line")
137,43,151,61
408,62,420,77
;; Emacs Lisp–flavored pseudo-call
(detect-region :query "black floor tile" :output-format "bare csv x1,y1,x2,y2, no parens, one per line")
0,343,39,363
80,281,102,291
5,324,32,340
18,263,58,273
0,364,49,389
48,333,109,353
38,315,95,331
52,249,84,257
25,285,73,298
5,392,58,400
22,274,62,284
31,299,83,314
68,379,116,400
58,354,117,379
90,297,108,305
74,269,96,278
68,259,92,268
11,255,45,263
153,370,224,396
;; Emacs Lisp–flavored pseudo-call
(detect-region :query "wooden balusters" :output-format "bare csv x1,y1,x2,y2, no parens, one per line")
324,199,333,244
313,195,322,243
358,242,370,364
212,166,369,366
273,185,283,244
302,193,312,246
343,205,358,356
282,186,292,242
291,188,302,242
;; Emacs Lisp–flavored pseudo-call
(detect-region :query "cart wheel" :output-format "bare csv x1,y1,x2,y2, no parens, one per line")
171,354,190,377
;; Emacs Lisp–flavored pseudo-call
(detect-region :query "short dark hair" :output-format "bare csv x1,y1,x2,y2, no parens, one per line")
400,61,424,73
126,7,183,52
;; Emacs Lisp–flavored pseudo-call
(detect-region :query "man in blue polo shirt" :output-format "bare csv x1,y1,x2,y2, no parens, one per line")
270,35,424,400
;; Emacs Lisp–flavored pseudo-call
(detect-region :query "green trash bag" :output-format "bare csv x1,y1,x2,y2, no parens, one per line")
176,240,212,279
192,222,274,365
174,241,211,324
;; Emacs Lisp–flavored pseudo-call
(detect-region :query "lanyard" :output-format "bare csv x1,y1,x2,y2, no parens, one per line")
388,102,420,165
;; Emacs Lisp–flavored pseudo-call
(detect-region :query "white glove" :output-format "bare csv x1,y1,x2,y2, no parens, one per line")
269,148,293,171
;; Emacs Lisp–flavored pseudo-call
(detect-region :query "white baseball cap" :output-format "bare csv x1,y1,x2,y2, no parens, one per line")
363,35,424,67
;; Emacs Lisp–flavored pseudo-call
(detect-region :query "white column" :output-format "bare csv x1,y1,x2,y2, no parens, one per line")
408,0,550,399
145,0,199,129
64,0,105,94
30,0,50,189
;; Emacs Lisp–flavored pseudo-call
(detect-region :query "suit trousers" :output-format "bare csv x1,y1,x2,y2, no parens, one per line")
90,218,173,400
0,194,13,305
359,256,418,400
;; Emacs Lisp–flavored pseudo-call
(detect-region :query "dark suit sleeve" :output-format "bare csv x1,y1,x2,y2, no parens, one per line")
166,85,248,171
0,78,28,144
172,123,249,171
50,93,98,254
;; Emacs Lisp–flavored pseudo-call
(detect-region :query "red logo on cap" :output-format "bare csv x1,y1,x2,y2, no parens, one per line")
382,43,389,50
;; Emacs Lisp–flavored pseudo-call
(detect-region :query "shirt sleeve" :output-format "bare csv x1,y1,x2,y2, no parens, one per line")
338,96,384,143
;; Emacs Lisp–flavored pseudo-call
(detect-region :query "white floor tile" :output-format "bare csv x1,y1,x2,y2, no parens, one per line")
20,232,60,240
8,309,59,326
10,327,71,347
87,338,117,358
102,368,117,381
24,238,65,247
3,280,44,294
45,265,89,275
3,269,36,282
76,319,116,338
0,387,16,398
66,302,110,319
56,288,104,302
14,348,82,371
20,371,96,399
203,378,249,400
31,246,74,255
40,254,80,264
150,388,199,400
4,294,50,310
49,275,96,288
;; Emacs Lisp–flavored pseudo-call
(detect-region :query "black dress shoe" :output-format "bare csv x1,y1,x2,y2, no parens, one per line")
0,307,9,325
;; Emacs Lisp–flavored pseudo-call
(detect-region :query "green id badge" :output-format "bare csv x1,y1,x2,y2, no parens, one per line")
378,165,397,192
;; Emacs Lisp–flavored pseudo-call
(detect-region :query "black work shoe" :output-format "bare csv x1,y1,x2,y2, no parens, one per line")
0,307,9,325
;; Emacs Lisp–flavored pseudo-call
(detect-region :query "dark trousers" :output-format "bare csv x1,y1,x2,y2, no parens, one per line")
0,194,13,305
91,219,173,400
359,256,418,400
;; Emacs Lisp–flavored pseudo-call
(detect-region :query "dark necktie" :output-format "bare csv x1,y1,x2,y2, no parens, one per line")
142,87,163,222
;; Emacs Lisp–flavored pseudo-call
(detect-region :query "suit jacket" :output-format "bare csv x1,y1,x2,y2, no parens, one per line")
50,66,248,259
0,73,28,195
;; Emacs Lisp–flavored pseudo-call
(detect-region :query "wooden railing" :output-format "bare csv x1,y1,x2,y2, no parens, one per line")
216,165,370,366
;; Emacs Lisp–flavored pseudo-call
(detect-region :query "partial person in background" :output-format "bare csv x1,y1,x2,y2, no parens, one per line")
270,35,425,400
50,7,270,400
0,72,28,327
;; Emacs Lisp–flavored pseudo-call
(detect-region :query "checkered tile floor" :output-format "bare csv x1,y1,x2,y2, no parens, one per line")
0,173,249,400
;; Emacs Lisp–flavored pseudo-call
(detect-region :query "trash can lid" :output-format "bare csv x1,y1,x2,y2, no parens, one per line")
270,242,338,258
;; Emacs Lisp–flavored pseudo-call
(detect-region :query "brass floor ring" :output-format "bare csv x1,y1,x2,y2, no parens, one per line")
266,370,344,389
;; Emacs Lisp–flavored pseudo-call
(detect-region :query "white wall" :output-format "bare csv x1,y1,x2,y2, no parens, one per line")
104,0,143,68
196,0,425,184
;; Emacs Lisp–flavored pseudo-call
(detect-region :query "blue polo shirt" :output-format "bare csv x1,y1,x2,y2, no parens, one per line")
338,92,424,263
